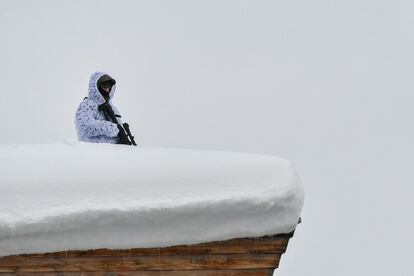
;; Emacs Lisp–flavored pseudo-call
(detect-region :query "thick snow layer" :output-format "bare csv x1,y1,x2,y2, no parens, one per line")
0,142,304,256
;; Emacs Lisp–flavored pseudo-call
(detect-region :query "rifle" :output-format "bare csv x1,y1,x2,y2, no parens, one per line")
98,102,137,146
122,123,137,146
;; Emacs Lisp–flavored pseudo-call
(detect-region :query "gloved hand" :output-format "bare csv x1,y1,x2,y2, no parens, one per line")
98,102,111,114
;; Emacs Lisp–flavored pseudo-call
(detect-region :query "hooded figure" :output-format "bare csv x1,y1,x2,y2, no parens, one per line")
75,71,124,143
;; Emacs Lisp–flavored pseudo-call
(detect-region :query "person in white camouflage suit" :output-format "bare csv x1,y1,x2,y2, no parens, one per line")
75,71,127,144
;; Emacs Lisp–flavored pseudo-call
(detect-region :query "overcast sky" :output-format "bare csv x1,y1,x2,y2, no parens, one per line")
1,1,413,275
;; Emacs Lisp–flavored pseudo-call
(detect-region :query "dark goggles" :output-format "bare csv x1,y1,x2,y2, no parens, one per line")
100,80,115,89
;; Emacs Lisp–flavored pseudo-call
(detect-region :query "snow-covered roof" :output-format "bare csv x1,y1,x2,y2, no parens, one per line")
0,142,304,256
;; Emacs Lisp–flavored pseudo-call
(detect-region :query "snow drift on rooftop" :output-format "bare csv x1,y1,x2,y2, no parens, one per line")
0,142,304,256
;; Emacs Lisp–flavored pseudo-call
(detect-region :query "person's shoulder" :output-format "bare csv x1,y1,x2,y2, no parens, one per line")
80,97,98,107
77,97,98,113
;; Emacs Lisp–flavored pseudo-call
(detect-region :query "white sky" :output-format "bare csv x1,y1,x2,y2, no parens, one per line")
1,1,413,275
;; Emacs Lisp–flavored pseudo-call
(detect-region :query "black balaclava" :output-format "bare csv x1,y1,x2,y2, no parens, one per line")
97,74,116,102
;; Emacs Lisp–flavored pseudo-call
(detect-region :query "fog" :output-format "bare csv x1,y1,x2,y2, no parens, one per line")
1,0,413,275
